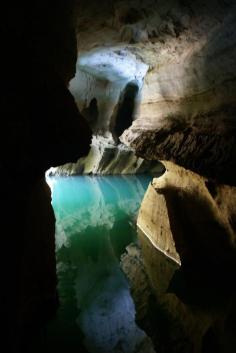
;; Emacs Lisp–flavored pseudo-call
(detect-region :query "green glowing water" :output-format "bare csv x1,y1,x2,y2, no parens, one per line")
46,175,153,353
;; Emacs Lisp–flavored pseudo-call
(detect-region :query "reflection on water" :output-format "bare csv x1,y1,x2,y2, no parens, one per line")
46,175,154,353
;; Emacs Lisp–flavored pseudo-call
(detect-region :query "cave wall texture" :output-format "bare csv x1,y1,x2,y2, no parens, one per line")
59,0,236,183
136,162,236,352
1,0,236,352
69,0,236,352
50,0,236,179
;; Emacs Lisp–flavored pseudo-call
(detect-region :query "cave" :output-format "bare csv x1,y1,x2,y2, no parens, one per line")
2,0,236,353
111,81,140,143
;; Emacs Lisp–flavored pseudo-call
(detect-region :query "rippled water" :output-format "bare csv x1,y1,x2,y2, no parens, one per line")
46,175,154,353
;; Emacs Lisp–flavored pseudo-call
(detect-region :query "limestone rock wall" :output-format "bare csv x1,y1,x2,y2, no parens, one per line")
119,1,236,184
2,0,236,350
49,135,164,176
69,2,236,350
136,161,236,352
52,50,152,175
52,0,236,179
69,69,125,136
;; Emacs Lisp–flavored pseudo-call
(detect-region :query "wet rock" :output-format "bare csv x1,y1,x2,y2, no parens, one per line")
49,135,163,176
121,243,152,321
136,161,236,352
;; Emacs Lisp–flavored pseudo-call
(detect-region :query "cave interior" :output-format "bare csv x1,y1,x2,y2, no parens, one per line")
1,0,236,352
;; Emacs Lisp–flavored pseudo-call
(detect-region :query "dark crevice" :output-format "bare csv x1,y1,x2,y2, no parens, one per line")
81,98,99,131
111,81,139,143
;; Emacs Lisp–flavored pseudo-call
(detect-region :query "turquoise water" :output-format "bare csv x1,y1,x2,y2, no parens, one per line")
46,175,153,353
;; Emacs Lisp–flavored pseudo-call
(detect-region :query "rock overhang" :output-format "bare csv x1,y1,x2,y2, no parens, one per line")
66,0,236,182
77,48,149,84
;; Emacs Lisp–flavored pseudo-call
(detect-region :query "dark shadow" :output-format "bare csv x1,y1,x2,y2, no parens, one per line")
1,2,92,352
201,327,221,353
163,185,236,307
111,81,139,143
81,98,99,131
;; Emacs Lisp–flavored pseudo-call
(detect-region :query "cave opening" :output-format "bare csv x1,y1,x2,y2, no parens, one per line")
81,98,99,130
112,81,140,143
69,47,148,141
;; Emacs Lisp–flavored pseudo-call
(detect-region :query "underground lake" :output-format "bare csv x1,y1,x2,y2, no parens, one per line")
45,174,155,353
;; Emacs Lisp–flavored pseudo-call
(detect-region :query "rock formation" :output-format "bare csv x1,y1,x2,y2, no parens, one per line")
135,161,236,352
49,0,236,179
117,0,236,185
49,50,161,175
1,2,92,352
61,1,234,351
2,0,236,352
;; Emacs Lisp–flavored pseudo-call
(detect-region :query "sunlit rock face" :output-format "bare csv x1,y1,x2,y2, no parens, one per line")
136,161,236,352
52,47,159,175
50,55,155,175
72,6,236,346
49,135,163,175
68,0,236,181
117,1,236,184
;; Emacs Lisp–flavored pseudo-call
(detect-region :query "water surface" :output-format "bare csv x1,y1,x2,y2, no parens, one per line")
46,175,154,353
